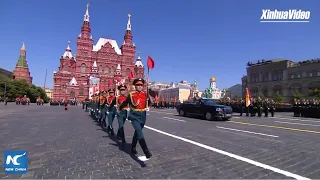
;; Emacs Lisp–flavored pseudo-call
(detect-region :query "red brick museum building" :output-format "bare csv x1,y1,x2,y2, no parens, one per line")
53,4,145,101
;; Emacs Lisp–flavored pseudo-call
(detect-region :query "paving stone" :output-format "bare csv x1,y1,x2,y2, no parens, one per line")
0,105,318,179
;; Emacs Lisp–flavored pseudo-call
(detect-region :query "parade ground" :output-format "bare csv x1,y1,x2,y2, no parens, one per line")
1,104,320,179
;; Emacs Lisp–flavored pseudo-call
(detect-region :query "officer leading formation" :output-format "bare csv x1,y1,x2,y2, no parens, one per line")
85,78,152,159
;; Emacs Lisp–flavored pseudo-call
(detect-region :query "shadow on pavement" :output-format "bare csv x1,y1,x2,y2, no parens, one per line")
88,112,147,167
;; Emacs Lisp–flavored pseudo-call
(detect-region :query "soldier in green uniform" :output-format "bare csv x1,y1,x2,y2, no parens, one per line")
269,99,275,117
119,78,152,158
240,99,245,116
263,98,270,117
314,100,320,118
106,89,117,135
250,98,256,116
256,97,263,117
301,99,308,117
293,98,300,117
110,84,128,144
99,91,107,128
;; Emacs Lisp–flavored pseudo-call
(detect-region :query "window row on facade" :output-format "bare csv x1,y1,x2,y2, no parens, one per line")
250,71,320,83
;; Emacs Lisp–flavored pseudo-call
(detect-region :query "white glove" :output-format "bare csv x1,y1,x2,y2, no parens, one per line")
106,111,109,114
126,108,130,111
145,108,150,111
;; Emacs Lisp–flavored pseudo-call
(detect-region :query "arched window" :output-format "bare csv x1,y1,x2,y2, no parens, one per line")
70,91,75,98
105,66,110,74
79,88,84,95
111,66,115,74
99,65,103,72
126,68,130,76
81,63,86,73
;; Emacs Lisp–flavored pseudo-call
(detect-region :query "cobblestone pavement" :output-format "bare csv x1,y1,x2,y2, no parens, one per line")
0,104,319,179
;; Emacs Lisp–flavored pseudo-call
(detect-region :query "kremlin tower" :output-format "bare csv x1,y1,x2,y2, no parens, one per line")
13,42,33,84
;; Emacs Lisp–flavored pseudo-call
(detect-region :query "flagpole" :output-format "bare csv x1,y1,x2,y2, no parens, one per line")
146,67,150,107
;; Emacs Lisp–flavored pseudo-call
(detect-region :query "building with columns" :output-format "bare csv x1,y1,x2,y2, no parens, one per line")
53,4,144,101
158,80,203,103
242,59,320,101
13,43,32,84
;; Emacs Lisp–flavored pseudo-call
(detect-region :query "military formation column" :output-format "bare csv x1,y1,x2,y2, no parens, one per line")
82,78,153,159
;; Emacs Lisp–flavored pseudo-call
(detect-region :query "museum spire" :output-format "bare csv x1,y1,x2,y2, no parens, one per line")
84,3,90,22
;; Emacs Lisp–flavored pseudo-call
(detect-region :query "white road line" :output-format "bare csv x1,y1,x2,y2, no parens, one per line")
271,117,320,123
233,117,240,119
144,125,309,180
274,121,320,127
163,117,186,122
216,126,279,138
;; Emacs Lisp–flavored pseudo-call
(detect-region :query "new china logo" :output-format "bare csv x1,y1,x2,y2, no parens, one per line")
4,150,28,174
260,9,310,23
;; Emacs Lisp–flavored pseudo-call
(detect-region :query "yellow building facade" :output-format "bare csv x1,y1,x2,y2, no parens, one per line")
159,82,203,103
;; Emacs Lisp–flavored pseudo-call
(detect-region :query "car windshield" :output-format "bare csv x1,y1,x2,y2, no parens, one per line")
202,99,218,106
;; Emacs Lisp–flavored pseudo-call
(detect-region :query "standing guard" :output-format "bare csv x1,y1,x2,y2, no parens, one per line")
110,84,128,143
269,99,275,117
293,98,300,117
256,97,263,117
263,98,270,117
249,98,256,116
239,99,245,116
119,78,152,159
161,98,165,108
106,89,116,135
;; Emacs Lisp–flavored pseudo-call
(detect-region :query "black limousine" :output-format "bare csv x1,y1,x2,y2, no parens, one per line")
176,98,233,121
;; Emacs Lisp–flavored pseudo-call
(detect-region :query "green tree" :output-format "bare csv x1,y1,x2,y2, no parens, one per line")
0,74,49,103
292,91,303,100
273,91,283,102
259,93,265,100
232,96,239,100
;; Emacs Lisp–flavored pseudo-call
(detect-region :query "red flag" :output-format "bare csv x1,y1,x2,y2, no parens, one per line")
128,71,134,79
147,56,155,69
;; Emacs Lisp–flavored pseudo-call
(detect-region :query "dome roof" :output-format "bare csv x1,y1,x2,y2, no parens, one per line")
210,76,216,82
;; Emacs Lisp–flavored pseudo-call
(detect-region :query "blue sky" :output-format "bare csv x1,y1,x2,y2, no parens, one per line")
1,0,320,90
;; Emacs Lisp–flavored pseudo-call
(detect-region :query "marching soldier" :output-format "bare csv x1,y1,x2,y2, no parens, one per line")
106,89,116,135
110,84,128,143
119,78,152,158
99,91,107,127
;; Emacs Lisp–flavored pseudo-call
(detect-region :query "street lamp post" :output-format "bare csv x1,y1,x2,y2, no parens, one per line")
4,81,7,104
43,69,48,90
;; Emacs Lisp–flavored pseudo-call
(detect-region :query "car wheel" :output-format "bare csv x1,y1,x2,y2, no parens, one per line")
205,112,212,120
179,109,186,116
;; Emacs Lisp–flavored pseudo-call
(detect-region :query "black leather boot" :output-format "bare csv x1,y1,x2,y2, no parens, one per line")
107,126,114,135
121,128,126,144
117,129,122,140
131,132,138,155
139,138,152,159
